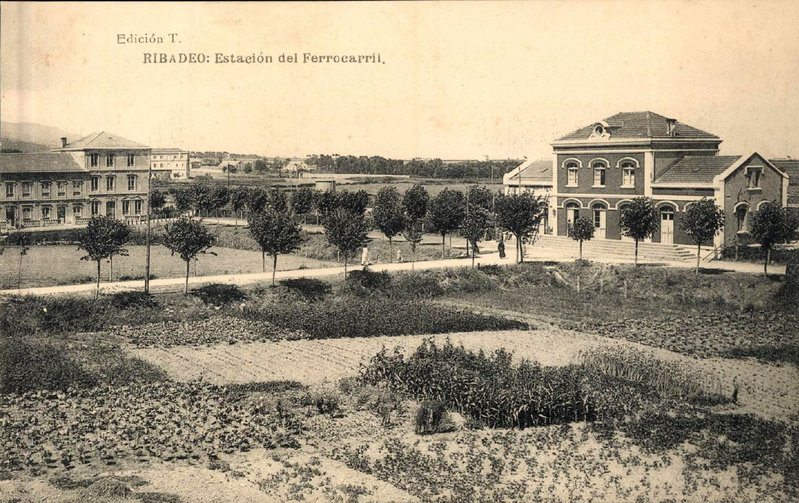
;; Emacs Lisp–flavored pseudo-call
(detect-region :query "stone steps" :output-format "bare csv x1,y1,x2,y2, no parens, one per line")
529,235,694,262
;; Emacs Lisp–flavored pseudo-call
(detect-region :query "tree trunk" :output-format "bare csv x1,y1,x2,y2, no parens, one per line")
109,255,114,281
765,248,770,277
518,234,524,263
272,254,278,286
471,241,476,268
634,239,639,267
18,252,24,290
262,250,266,272
343,254,348,278
96,260,101,300
388,237,393,263
184,260,190,295
411,246,416,271
696,243,701,274
442,234,446,259
579,240,583,260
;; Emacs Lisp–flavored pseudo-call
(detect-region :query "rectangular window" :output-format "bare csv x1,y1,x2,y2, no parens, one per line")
106,176,115,191
134,200,142,215
22,182,32,197
72,180,83,196
748,168,763,189
22,207,32,221
5,183,15,197
73,205,83,218
593,168,606,187
91,176,100,192
90,154,99,167
127,154,135,167
567,169,578,186
42,206,51,219
122,200,130,215
41,181,51,197
623,169,635,187
57,182,67,197
91,201,100,216
107,155,115,167
127,175,137,191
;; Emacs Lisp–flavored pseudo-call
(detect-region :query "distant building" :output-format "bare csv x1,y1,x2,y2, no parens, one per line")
507,112,790,248
151,148,189,179
218,159,243,172
503,158,555,234
1,131,151,231
314,179,336,192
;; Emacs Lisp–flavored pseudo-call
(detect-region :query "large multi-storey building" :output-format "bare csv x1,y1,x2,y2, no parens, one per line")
1,132,151,231
151,148,190,179
505,112,790,249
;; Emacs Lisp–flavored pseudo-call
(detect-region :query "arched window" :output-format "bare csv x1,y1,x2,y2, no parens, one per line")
592,202,607,238
592,161,606,187
565,201,580,227
621,161,636,187
566,161,579,186
736,204,749,233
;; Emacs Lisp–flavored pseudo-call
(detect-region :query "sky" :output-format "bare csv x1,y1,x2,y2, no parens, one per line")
1,1,798,160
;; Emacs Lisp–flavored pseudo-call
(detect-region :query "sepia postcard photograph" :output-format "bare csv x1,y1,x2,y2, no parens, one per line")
0,1,798,502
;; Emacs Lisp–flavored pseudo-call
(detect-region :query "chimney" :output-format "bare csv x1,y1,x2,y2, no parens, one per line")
60,137,67,147
666,119,677,137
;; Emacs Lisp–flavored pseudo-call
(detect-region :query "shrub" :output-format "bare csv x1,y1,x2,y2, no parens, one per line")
390,272,445,299
304,390,341,415
415,400,454,434
191,283,248,305
0,296,108,336
278,278,331,302
0,338,97,394
339,269,392,297
107,291,159,310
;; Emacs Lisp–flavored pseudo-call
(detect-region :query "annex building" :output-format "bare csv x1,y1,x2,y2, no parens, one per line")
504,112,790,249
1,132,151,231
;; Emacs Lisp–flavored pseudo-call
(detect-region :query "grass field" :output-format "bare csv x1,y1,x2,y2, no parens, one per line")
0,244,334,289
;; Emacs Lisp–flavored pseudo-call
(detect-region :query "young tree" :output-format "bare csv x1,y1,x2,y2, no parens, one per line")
314,190,339,222
567,216,594,261
494,193,546,263
248,208,303,285
290,187,316,220
247,187,270,214
323,208,369,278
466,185,494,213
149,189,166,216
337,190,370,216
619,197,659,267
403,183,430,221
751,201,796,277
372,186,405,262
209,185,230,223
10,232,32,290
266,187,289,213
460,207,490,268
428,188,466,258
229,187,250,226
163,216,215,294
170,187,194,215
680,198,725,274
77,216,130,298
402,217,424,271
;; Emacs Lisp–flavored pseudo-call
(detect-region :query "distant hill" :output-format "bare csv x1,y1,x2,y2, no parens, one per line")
0,121,80,152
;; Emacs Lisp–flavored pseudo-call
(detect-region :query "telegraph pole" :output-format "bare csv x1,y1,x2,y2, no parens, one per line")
144,152,153,294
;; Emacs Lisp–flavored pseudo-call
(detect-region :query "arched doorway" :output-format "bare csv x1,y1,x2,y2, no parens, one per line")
660,205,675,244
592,202,607,239
565,202,580,229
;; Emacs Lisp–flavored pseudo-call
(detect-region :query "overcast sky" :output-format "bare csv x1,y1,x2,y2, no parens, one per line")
2,1,798,159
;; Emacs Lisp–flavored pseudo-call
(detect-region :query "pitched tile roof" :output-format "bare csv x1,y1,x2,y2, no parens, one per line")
505,158,552,185
653,155,741,184
60,131,149,150
770,159,799,203
555,111,720,141
0,153,85,173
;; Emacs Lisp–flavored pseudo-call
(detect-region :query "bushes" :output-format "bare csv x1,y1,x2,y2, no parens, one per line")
243,298,525,340
0,338,97,394
278,278,331,301
415,400,455,434
108,291,160,310
191,283,248,305
0,296,108,336
338,269,392,297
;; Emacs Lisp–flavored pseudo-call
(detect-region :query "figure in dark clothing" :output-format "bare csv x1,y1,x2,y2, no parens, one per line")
498,240,506,259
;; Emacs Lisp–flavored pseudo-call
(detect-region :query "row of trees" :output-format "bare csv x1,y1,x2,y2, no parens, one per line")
304,155,520,179
565,196,796,275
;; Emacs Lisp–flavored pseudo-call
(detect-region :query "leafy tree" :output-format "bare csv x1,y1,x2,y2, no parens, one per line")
189,182,214,217
209,185,230,223
403,184,430,221
163,217,215,294
170,187,194,214
266,187,289,213
291,187,316,217
680,198,725,274
372,187,405,262
751,201,797,277
229,187,249,226
8,231,32,290
247,187,270,214
323,208,369,278
567,216,594,261
619,197,659,267
248,208,303,285
460,207,490,267
337,190,370,216
402,217,424,271
315,190,339,221
466,185,494,213
428,188,466,258
77,216,130,298
149,189,166,215
495,193,546,263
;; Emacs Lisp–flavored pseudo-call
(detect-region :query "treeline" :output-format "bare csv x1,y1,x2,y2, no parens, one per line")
305,155,520,179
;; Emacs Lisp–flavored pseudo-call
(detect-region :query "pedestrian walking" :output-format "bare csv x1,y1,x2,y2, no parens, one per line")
361,245,369,267
396,249,403,263
498,240,506,259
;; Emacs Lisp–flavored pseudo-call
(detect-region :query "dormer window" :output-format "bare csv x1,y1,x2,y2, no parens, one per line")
666,118,677,137
746,166,763,189
594,124,604,136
